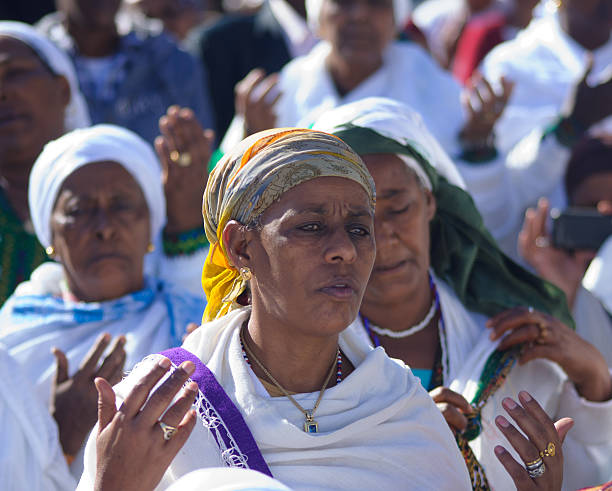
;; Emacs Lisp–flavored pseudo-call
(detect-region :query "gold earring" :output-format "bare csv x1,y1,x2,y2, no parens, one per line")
147,243,155,253
239,267,252,281
45,245,55,257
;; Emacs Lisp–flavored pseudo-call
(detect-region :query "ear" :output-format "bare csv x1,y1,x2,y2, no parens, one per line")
54,74,71,111
222,220,251,269
424,189,437,222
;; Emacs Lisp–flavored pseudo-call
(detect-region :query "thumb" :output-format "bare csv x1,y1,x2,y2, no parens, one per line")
52,347,69,385
554,417,574,444
95,377,117,431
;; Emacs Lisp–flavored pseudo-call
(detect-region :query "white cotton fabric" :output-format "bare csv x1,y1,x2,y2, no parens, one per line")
79,307,472,491
28,124,166,249
166,468,291,491
584,236,612,318
305,0,412,31
481,11,612,154
343,275,612,490
274,41,464,156
0,344,75,491
311,96,467,191
0,21,90,131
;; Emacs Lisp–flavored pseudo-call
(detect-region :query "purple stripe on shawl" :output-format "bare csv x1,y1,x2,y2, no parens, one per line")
160,347,273,477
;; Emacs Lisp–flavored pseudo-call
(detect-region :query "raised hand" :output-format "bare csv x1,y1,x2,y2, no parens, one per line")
518,198,594,308
155,105,214,236
494,391,573,490
429,386,474,433
459,73,514,149
52,333,126,456
487,307,612,402
94,357,198,491
235,68,282,136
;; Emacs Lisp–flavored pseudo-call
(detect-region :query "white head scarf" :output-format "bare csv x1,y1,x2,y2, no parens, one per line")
0,21,90,131
306,0,412,32
29,124,166,249
312,97,466,190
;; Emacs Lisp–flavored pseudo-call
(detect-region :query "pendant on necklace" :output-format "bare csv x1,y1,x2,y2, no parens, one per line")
304,411,319,433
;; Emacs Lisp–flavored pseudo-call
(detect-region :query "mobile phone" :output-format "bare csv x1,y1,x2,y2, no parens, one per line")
551,207,612,251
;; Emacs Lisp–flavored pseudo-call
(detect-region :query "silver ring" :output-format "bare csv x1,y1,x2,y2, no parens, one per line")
528,306,534,314
159,421,177,441
527,461,546,478
535,236,550,248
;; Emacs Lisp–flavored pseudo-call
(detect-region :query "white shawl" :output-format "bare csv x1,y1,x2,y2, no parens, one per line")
78,307,472,490
343,276,612,490
0,345,75,491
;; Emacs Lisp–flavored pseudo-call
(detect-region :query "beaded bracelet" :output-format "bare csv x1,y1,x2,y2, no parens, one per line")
163,227,209,256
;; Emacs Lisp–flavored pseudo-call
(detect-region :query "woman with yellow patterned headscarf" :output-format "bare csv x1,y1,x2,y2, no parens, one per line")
79,127,472,490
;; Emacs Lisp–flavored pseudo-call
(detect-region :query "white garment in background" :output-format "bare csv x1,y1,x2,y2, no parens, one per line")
78,307,472,490
0,345,75,491
222,41,465,156
269,0,317,58
482,11,612,154
343,276,612,490
584,235,612,317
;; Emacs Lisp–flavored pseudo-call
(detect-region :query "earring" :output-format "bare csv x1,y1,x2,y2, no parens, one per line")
147,243,155,253
239,267,252,281
45,246,55,257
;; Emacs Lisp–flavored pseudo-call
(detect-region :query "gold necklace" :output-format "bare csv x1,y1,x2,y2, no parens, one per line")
239,326,339,433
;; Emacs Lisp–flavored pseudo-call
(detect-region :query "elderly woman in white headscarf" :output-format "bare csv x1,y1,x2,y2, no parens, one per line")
0,124,205,475
0,21,90,306
313,97,612,490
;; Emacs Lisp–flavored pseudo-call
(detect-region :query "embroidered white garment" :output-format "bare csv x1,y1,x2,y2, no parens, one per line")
343,276,612,490
0,345,75,491
78,307,472,490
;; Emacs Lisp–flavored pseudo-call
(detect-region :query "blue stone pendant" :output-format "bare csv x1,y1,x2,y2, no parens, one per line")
304,420,319,433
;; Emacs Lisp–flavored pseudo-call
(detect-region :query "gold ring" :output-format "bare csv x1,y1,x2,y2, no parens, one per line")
536,322,548,344
525,456,542,468
169,151,192,167
539,442,556,458
159,421,177,441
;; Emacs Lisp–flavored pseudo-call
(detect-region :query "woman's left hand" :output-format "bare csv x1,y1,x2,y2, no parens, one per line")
155,105,214,236
494,391,574,490
487,307,612,402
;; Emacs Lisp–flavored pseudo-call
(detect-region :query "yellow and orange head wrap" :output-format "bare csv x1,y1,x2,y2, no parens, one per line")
201,128,376,322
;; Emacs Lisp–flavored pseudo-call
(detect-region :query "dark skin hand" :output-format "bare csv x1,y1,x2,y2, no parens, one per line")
235,69,281,137
487,307,612,402
155,105,214,236
52,332,126,456
429,386,474,433
94,358,197,491
495,391,574,491
564,57,612,131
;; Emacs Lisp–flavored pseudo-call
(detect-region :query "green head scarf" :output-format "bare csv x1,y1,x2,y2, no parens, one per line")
312,97,574,328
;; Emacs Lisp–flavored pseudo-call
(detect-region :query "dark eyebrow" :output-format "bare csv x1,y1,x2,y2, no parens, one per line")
294,205,372,218
378,188,406,200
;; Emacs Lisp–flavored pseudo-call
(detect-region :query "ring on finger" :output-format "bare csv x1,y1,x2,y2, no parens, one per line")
527,460,546,479
535,236,550,248
170,151,192,167
539,442,556,458
536,322,548,345
159,421,178,441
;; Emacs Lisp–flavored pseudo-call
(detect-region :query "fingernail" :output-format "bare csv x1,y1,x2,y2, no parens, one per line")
503,398,518,410
489,331,497,340
186,381,198,392
519,391,532,402
158,357,171,369
494,446,505,456
181,360,195,375
496,415,510,428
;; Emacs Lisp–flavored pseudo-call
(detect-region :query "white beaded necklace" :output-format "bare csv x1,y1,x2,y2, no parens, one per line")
368,295,437,338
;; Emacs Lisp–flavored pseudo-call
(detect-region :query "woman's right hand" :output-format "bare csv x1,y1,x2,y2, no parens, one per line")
429,386,474,434
494,391,573,491
94,357,198,491
235,68,281,137
52,333,126,456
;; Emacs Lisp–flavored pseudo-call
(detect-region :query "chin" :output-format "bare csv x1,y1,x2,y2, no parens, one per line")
312,304,359,335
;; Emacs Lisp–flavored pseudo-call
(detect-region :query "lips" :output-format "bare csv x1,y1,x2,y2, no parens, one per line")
318,277,358,300
0,109,29,129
